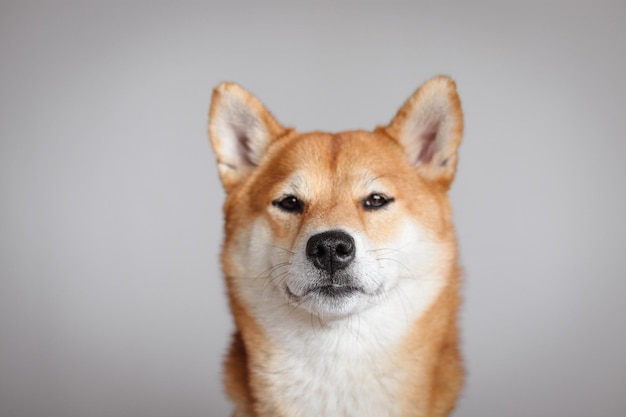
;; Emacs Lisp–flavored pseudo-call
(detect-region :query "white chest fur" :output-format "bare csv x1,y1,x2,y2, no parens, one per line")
267,326,402,416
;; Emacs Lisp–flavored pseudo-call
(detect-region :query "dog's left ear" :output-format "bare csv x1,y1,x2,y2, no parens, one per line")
384,76,464,189
209,82,289,192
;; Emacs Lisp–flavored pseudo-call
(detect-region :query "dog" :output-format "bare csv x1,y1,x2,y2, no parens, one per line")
208,75,464,417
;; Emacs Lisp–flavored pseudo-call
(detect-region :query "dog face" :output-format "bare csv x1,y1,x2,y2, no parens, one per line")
209,77,463,320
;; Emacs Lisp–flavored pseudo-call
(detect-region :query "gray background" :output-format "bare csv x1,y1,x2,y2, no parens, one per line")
1,1,625,416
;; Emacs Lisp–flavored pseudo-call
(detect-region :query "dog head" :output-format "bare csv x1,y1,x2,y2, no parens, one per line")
209,77,463,320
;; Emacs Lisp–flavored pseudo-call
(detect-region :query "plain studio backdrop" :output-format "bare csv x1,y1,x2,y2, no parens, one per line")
1,1,625,416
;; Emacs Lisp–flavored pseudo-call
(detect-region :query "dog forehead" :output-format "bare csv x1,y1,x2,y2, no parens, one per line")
271,130,405,178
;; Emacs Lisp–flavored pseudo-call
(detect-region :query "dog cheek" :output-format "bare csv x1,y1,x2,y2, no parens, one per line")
267,216,292,242
363,211,404,247
228,218,276,279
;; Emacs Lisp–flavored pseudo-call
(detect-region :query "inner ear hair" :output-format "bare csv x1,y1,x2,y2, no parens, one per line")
208,82,288,191
384,75,464,187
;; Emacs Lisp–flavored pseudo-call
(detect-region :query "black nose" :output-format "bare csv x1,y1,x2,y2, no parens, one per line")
306,230,355,273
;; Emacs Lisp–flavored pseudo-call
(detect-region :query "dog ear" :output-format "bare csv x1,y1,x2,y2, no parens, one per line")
384,76,464,188
209,83,289,192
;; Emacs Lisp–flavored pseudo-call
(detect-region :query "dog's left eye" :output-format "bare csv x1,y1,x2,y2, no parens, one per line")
272,195,304,213
363,193,394,210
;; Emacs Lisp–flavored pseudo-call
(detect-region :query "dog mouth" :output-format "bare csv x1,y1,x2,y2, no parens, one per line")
287,283,363,300
311,284,361,298
284,280,386,317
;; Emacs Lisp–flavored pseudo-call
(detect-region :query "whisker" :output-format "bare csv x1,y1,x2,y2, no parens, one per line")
375,256,412,275
267,244,295,255
250,262,291,284
367,248,402,254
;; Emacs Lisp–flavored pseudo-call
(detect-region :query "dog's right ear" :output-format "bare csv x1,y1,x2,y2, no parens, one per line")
209,83,289,192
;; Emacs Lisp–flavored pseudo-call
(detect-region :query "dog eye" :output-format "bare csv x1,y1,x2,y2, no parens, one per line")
363,193,394,210
272,195,304,213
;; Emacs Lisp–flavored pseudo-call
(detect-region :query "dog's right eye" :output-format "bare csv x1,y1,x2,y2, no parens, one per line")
272,195,304,213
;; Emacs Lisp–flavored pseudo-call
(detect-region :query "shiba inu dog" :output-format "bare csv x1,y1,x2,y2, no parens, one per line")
208,76,464,417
